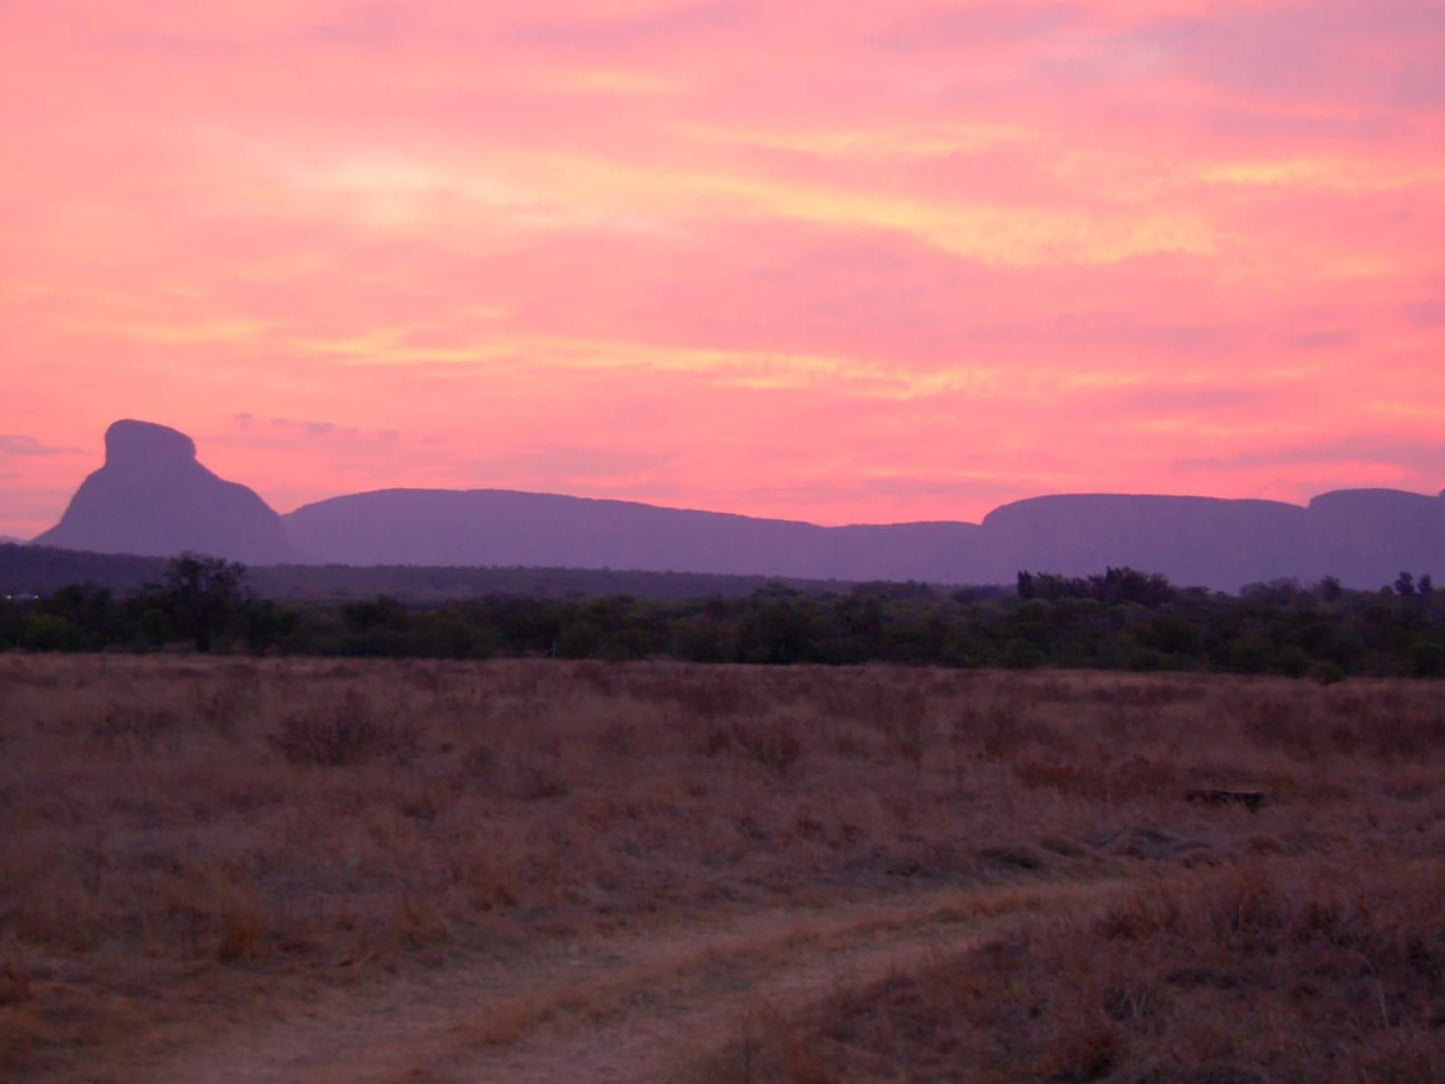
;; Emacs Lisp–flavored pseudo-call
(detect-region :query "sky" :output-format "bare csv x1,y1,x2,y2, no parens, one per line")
3,0,1444,538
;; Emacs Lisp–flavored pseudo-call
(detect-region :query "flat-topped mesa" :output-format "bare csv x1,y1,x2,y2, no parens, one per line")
32,420,294,565
1303,488,1445,586
103,419,197,471
977,493,1310,587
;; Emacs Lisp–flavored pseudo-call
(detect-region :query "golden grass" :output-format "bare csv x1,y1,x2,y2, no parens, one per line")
2,656,1443,1081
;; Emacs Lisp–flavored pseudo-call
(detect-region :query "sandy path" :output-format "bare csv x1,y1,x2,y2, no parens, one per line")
147,880,1121,1084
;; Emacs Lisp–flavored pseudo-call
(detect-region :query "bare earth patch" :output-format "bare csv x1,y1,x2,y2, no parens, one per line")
149,880,1119,1084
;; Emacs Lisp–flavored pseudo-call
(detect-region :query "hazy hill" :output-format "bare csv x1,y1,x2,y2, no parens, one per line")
31,420,295,565
24,420,1445,591
0,544,169,596
974,490,1445,589
286,486,1444,590
283,489,978,583
1305,489,1445,585
978,494,1312,588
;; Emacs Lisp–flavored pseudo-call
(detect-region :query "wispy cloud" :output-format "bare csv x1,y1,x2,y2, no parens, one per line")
1406,299,1445,328
1177,436,1445,476
1119,1,1445,107
0,435,83,458
232,413,399,443
509,3,745,49
303,1,417,49
875,3,1088,50
465,447,674,484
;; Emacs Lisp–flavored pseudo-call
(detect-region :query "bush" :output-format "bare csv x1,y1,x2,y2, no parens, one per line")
269,690,421,766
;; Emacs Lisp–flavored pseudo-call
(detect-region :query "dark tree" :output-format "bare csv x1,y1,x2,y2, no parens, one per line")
161,553,251,652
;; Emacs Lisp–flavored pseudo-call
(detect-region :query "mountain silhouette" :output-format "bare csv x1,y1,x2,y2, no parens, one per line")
977,494,1311,588
1304,489,1445,583
283,489,978,582
31,420,294,564
26,421,1445,590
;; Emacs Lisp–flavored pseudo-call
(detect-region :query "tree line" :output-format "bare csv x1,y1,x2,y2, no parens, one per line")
0,542,843,602
3,554,1443,679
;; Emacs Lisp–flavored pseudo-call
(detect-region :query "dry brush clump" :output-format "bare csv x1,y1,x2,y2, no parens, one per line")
2,656,1445,1080
269,686,423,766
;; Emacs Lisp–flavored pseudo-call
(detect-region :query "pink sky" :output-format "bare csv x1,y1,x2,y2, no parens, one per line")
3,0,1444,538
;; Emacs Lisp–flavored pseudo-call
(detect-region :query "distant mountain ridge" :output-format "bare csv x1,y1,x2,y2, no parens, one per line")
23,421,1445,591
283,488,979,583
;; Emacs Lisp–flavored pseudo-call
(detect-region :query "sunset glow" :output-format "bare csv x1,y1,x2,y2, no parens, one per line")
4,0,1444,537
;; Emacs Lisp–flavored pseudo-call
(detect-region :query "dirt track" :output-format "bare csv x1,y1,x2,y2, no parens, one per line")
147,879,1122,1084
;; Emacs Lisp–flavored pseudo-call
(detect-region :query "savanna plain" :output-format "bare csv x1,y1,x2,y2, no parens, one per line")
2,655,1444,1083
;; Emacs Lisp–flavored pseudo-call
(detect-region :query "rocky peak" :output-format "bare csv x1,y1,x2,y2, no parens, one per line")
32,420,295,565
103,420,198,471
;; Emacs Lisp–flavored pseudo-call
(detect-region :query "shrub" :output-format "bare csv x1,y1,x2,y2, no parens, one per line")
269,689,420,766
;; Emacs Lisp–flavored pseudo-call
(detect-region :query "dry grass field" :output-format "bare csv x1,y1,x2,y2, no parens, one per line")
1,655,1443,1082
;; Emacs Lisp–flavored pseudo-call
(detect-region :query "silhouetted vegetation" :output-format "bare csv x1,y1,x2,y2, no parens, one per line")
4,553,1444,678
0,543,859,602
